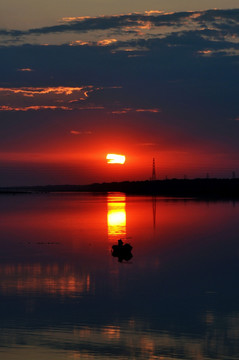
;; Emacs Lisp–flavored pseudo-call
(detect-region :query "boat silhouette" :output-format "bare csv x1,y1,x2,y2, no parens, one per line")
111,239,133,262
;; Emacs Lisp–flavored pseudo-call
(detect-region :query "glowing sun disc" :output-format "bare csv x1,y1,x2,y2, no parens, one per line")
106,154,126,164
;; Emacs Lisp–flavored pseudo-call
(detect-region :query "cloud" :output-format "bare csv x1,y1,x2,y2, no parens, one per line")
135,108,160,113
0,86,106,111
0,86,92,96
70,130,92,135
70,39,117,47
28,10,207,35
0,105,72,111
1,9,238,47
112,108,160,114
0,105,106,112
138,142,157,146
17,68,34,72
97,39,118,46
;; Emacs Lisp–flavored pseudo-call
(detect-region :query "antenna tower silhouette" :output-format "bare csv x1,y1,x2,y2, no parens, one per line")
151,158,156,181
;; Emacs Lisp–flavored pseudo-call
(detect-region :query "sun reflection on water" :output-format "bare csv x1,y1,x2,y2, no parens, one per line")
107,194,126,242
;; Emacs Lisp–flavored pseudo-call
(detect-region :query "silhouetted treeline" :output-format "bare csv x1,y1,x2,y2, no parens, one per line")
1,178,239,199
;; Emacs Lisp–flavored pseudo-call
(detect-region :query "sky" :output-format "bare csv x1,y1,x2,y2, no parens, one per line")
0,1,239,185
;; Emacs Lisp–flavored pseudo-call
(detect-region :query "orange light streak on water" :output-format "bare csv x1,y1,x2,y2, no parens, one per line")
107,194,126,242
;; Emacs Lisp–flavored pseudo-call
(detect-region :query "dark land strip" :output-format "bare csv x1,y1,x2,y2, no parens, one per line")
1,178,239,199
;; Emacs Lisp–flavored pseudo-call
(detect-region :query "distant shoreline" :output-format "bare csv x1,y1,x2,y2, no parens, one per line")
1,178,239,199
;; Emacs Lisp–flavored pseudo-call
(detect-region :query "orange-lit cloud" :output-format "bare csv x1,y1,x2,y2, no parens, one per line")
112,108,160,114
97,39,117,46
198,50,212,55
70,39,117,47
135,108,160,113
121,18,154,35
0,86,91,96
0,105,71,111
198,48,239,57
61,16,93,22
145,10,164,15
70,130,92,135
187,12,203,19
2,9,238,49
0,86,106,111
138,143,157,146
69,40,91,46
17,68,34,72
0,105,106,112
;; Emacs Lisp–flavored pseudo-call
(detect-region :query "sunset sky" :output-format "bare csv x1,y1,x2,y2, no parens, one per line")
0,1,239,185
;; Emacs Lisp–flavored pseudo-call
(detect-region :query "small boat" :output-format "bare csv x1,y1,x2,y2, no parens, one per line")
112,239,133,262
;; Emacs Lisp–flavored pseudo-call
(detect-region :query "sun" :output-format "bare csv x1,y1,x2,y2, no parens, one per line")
106,154,126,164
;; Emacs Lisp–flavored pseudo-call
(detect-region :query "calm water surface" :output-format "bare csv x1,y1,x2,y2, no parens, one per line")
0,193,239,359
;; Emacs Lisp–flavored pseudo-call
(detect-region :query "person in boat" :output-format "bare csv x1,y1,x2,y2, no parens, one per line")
118,239,123,247
112,239,133,262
